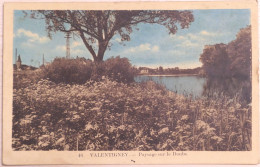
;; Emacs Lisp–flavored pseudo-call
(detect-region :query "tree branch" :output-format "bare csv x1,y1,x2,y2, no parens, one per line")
79,31,97,60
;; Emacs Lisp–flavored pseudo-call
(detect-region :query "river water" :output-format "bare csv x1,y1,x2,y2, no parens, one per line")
134,75,206,97
134,75,251,103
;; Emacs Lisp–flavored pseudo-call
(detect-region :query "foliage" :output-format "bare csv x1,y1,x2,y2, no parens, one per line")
43,57,93,84
137,67,202,75
104,56,134,83
29,10,194,62
227,26,251,77
200,26,251,79
158,66,164,74
13,69,45,89
203,78,251,104
41,56,134,84
13,78,251,151
200,44,230,77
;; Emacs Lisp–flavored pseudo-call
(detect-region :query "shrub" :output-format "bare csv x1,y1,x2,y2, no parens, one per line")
90,62,106,81
104,56,134,83
13,69,45,89
43,57,93,84
42,56,134,84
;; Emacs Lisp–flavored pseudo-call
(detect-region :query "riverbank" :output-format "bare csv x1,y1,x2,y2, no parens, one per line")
13,78,251,151
137,74,200,77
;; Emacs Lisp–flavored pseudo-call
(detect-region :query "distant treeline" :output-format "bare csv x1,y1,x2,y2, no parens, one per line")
135,66,202,75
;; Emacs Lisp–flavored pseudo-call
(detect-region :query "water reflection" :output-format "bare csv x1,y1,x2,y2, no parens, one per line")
134,75,251,103
203,77,251,103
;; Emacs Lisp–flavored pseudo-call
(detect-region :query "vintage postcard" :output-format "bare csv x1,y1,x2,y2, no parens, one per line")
3,1,259,165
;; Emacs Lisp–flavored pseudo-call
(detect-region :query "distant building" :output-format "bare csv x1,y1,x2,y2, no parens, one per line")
13,55,37,71
139,67,151,74
140,69,149,74
16,55,22,71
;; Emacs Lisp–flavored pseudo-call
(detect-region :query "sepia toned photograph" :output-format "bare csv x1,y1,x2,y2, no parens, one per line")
12,8,252,151
3,1,259,165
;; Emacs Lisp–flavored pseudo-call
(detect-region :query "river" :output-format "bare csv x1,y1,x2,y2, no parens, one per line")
134,75,251,103
134,75,206,97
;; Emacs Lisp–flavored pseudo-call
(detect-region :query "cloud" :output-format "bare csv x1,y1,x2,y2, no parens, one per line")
127,43,160,53
172,33,200,41
56,45,66,51
71,49,85,55
152,45,159,52
57,41,84,51
172,31,221,46
71,41,82,48
21,42,33,48
170,34,185,40
171,30,226,49
177,40,199,47
187,33,200,40
177,36,185,40
139,43,151,51
168,50,185,56
17,28,49,44
200,30,217,36
115,38,121,42
55,44,85,56
110,37,123,43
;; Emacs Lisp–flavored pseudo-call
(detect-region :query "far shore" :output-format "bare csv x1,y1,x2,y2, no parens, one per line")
136,74,200,77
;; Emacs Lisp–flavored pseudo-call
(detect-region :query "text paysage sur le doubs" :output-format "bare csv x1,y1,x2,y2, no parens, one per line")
89,152,187,158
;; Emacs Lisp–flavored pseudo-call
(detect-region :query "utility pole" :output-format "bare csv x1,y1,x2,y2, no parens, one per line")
65,32,71,59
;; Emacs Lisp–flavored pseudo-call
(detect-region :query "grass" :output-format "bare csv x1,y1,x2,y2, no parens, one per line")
12,70,251,151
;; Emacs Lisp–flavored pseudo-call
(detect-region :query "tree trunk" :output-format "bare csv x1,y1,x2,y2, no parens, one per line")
93,55,103,62
96,40,109,62
80,31,110,63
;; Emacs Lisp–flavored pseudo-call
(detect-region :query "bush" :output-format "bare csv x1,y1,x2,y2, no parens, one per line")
43,58,93,84
42,56,134,84
13,69,45,89
104,56,134,83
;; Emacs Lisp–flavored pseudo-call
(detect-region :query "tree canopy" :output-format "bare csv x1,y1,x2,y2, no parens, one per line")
30,10,194,62
200,43,230,77
200,25,251,78
227,26,251,77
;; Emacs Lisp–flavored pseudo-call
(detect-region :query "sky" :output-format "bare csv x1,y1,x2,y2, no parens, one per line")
13,9,250,68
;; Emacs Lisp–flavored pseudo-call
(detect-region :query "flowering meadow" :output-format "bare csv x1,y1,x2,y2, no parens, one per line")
13,75,251,151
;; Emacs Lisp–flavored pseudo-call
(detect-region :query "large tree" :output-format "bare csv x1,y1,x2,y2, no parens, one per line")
227,25,251,78
200,26,251,78
30,10,194,62
200,43,230,77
